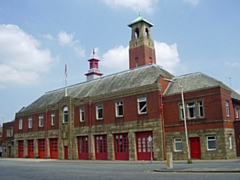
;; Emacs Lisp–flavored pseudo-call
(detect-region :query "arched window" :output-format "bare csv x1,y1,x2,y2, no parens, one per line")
145,28,149,38
135,28,139,39
63,106,68,123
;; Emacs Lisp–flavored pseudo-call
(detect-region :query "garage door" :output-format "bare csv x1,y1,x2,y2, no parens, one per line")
78,136,88,160
18,140,24,158
136,131,153,160
50,138,58,159
28,140,34,158
114,133,129,160
38,139,45,158
95,135,107,160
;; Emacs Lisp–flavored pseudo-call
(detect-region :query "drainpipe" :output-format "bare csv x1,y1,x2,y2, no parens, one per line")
88,101,92,160
159,91,166,160
45,109,48,159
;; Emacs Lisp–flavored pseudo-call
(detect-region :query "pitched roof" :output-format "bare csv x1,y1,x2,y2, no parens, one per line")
164,72,240,100
128,14,154,27
20,64,173,113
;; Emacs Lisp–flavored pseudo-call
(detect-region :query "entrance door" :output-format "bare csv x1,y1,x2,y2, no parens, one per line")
18,140,24,158
38,139,45,158
8,146,11,157
114,133,129,160
50,138,58,159
95,135,107,160
136,131,153,160
78,136,88,160
190,137,201,159
28,140,34,158
64,146,68,159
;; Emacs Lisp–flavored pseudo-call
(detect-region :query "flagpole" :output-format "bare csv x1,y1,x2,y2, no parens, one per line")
65,64,68,97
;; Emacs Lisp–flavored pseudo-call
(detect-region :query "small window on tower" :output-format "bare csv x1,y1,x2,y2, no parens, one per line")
145,28,149,38
135,28,139,39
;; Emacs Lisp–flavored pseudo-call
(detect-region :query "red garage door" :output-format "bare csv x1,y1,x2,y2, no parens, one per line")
95,135,107,160
114,133,129,160
28,140,34,158
38,139,45,158
78,136,88,160
18,140,24,158
50,138,58,159
136,131,153,160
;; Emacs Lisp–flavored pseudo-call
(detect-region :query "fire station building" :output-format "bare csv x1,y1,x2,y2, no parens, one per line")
2,15,240,161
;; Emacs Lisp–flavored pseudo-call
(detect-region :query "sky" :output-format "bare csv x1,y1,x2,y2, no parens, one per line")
0,0,240,124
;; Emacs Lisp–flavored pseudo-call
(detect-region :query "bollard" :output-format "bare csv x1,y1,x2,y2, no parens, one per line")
166,152,173,169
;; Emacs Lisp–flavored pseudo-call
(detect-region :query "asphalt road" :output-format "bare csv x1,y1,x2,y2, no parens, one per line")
0,158,239,180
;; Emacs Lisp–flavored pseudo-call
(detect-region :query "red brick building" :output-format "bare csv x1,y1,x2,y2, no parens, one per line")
2,15,240,160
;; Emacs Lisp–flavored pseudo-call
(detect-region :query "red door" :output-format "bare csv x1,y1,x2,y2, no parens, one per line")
114,133,129,160
18,140,24,158
136,131,153,160
78,136,88,160
64,146,68,159
190,137,201,159
38,139,45,158
50,138,58,159
28,140,34,158
95,135,107,160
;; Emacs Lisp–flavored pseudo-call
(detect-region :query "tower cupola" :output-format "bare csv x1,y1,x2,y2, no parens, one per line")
85,49,103,81
128,15,156,69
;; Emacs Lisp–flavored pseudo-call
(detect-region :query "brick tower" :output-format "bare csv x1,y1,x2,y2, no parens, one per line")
128,15,156,69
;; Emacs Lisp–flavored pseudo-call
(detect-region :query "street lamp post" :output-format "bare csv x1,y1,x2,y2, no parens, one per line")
180,84,191,163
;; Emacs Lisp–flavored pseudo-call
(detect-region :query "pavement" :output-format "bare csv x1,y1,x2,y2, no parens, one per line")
153,159,240,173
1,157,240,173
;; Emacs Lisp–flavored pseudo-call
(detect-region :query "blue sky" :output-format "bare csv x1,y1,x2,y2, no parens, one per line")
0,0,240,124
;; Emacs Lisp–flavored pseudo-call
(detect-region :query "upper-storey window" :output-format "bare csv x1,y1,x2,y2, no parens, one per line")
226,100,230,117
115,101,124,117
187,102,196,119
96,104,103,120
235,106,239,119
39,114,44,127
51,112,55,126
19,118,22,130
137,97,147,114
198,101,204,118
63,106,68,123
6,128,13,137
80,107,85,122
28,116,32,129
180,104,185,120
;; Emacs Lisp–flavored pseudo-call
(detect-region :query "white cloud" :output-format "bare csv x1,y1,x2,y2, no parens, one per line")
57,31,85,57
183,0,200,6
0,24,54,86
102,0,158,14
101,41,181,74
155,41,180,73
101,45,128,70
225,62,240,68
43,34,54,40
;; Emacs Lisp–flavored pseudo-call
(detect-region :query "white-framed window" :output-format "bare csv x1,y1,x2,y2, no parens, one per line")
180,104,184,120
198,101,204,118
187,102,196,119
80,107,85,122
115,101,124,117
19,118,23,130
28,116,32,129
174,138,182,152
96,104,103,120
226,100,230,117
229,136,232,150
6,128,13,137
235,106,239,119
51,112,55,126
207,136,216,150
137,97,147,114
39,114,44,127
63,106,68,123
